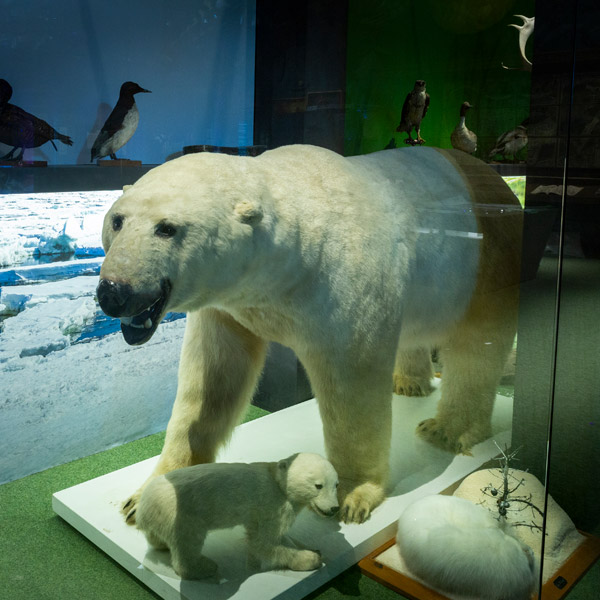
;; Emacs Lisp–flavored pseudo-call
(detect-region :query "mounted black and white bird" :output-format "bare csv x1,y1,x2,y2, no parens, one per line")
396,79,430,146
488,119,529,162
0,79,73,161
450,101,477,154
90,81,151,162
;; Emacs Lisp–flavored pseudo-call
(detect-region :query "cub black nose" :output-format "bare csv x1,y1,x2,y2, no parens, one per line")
96,278,134,317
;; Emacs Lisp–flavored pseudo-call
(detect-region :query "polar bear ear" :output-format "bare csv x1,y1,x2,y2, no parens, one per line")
122,184,132,192
234,200,263,225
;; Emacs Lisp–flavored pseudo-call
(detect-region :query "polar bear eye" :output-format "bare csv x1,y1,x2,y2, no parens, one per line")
315,484,323,490
112,215,124,232
155,222,177,238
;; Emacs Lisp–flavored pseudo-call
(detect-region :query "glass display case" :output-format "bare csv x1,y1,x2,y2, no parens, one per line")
0,1,598,599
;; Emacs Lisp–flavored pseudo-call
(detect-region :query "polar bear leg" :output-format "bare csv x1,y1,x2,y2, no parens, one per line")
304,358,392,523
393,348,434,397
417,293,517,454
122,308,267,523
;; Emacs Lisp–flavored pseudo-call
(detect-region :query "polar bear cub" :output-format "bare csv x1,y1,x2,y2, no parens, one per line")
135,452,339,579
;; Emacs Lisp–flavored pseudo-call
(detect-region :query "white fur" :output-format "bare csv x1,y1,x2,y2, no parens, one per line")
135,452,338,579
396,495,535,600
100,144,521,524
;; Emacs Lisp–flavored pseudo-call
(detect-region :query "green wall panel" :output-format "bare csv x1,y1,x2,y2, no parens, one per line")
345,0,535,158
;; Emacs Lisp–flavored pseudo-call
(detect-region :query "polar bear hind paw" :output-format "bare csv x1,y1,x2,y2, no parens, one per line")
393,374,434,397
417,418,491,456
339,481,386,524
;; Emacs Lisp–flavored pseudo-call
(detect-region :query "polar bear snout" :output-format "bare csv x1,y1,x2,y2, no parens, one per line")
96,277,171,346
96,279,135,317
311,501,340,517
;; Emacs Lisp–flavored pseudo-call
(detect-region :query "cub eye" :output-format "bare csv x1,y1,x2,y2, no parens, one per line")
155,222,177,238
315,484,323,490
112,215,124,231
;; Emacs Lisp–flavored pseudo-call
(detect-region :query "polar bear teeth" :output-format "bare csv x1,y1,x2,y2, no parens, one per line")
120,316,154,329
119,300,160,329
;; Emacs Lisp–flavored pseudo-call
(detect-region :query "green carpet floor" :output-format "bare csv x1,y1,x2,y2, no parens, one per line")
0,404,597,600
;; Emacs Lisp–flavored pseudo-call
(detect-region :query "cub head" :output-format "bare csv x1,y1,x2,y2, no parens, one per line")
97,153,266,345
277,453,339,517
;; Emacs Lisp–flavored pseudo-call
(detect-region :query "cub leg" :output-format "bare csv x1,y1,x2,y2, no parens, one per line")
246,522,322,572
393,347,434,396
144,530,168,551
122,308,267,523
303,355,392,524
170,529,217,580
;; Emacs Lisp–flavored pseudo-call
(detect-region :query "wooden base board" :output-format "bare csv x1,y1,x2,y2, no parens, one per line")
358,533,600,600
97,159,142,166
0,160,47,167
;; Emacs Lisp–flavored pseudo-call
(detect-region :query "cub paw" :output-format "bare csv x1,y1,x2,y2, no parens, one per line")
393,374,433,397
175,555,218,580
339,481,385,524
289,550,322,571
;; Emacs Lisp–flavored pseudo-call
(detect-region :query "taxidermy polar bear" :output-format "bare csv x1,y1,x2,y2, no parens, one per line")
396,495,535,600
97,144,521,524
135,452,339,579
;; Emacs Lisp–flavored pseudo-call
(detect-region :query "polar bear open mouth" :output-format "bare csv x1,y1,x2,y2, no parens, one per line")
120,280,171,346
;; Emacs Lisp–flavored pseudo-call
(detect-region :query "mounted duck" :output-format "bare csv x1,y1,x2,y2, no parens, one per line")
450,101,477,154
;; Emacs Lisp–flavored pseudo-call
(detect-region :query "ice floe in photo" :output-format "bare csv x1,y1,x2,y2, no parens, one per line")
0,190,118,268
0,189,185,484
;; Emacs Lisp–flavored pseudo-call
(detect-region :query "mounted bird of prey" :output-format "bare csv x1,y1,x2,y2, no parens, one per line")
396,79,430,146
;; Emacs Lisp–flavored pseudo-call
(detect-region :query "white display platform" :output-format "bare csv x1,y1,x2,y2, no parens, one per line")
53,381,513,600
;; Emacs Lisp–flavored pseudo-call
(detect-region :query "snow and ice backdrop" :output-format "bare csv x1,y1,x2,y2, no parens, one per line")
0,191,185,484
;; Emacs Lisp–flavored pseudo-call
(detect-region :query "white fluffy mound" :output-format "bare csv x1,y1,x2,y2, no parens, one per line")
396,495,535,600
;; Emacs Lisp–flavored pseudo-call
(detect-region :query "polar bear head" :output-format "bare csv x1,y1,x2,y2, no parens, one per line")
278,453,339,517
97,154,266,345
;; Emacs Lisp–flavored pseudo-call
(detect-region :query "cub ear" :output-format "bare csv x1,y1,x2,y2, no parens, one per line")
278,458,288,472
122,184,132,192
234,200,263,225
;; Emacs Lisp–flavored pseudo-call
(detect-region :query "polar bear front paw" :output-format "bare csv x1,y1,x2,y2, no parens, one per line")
339,481,386,524
393,374,434,397
417,418,489,456
121,490,142,525
288,549,322,571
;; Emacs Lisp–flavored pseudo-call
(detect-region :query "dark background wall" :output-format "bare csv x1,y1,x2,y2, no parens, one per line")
513,0,600,531
1,0,256,165
344,0,534,157
253,0,348,153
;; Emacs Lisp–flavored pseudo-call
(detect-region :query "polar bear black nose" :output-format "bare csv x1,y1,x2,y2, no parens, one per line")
96,278,134,317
